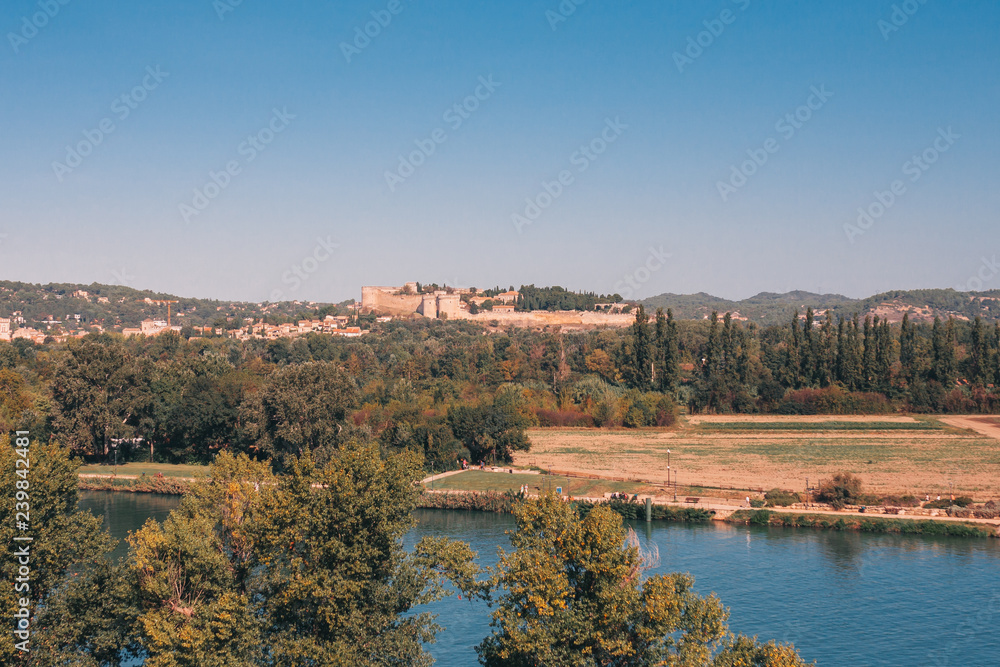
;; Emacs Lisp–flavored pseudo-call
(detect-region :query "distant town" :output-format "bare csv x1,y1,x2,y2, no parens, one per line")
1,280,999,345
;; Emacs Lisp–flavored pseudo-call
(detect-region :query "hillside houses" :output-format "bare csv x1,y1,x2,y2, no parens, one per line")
214,315,367,341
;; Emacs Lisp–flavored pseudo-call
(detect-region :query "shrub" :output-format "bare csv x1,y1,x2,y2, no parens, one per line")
879,494,921,507
764,488,800,507
777,386,895,415
925,497,973,509
749,499,766,508
815,472,863,506
535,409,595,427
748,509,772,525
947,506,972,518
654,395,678,427
923,499,952,509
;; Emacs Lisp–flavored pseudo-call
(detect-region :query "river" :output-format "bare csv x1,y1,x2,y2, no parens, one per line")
79,492,1000,666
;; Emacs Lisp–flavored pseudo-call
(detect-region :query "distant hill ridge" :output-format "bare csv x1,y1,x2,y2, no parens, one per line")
0,279,998,331
641,288,1000,325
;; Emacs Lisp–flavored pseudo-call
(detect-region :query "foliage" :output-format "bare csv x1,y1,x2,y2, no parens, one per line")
239,361,358,469
478,495,807,666
39,448,481,666
0,438,113,663
49,337,152,457
448,386,535,463
728,511,993,538
814,472,863,507
764,489,801,507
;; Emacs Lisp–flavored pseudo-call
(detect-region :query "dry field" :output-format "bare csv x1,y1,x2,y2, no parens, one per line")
515,415,1000,499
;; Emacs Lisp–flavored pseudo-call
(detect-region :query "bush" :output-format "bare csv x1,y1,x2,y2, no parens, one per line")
777,386,895,415
748,509,772,525
654,395,678,427
764,488,800,507
535,409,595,427
815,472,863,506
924,497,973,509
947,505,972,518
879,494,921,507
749,499,766,508
923,499,952,509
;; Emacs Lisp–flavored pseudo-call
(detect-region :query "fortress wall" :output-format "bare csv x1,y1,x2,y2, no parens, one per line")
362,287,423,316
461,310,634,329
437,293,462,319
362,285,635,328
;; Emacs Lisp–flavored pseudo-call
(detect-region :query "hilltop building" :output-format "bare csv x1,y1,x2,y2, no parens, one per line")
361,283,634,330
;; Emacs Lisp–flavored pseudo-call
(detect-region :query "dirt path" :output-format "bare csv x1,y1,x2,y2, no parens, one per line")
938,415,1000,441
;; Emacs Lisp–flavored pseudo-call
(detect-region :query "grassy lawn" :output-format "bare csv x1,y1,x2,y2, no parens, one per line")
78,462,208,479
426,471,655,498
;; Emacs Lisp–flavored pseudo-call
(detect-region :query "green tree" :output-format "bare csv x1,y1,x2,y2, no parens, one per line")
627,305,652,389
931,317,957,387
968,316,988,385
0,438,112,662
448,386,534,463
250,443,479,666
861,316,876,391
478,495,808,667
50,337,152,457
899,313,916,383
240,361,358,468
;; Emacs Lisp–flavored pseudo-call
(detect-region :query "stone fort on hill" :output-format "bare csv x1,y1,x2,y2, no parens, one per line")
361,283,635,330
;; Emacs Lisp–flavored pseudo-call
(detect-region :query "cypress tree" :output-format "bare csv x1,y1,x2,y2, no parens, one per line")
801,307,815,385
899,313,916,383
786,311,802,387
654,308,667,389
862,316,876,391
629,305,652,389
931,316,957,387
818,312,834,387
722,312,738,387
994,323,1000,387
835,316,848,385
875,318,893,393
970,316,987,385
663,308,680,392
704,311,721,382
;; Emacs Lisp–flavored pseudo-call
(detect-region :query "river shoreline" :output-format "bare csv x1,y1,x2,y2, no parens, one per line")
417,488,1000,538
78,476,1000,538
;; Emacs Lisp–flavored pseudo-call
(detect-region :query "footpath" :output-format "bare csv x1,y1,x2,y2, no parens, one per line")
420,468,1000,532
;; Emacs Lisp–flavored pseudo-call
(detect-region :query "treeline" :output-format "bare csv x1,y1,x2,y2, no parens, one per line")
610,305,1000,414
3,305,999,468
514,284,623,311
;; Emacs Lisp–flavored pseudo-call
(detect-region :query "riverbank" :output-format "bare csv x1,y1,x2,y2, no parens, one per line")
76,473,1000,538
417,488,1000,538
79,474,192,495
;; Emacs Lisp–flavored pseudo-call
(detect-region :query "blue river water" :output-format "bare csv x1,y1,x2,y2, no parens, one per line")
79,493,1000,666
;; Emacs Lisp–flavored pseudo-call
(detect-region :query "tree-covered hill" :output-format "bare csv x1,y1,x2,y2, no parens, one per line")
642,288,1000,325
0,280,350,331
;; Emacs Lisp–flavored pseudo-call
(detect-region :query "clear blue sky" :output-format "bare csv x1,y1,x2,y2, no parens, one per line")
2,0,998,303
